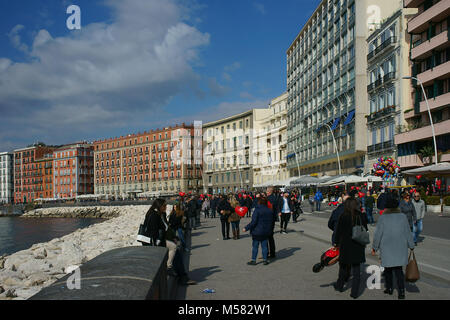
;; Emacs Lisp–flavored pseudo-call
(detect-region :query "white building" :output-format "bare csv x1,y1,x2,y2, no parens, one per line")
253,92,289,186
0,152,14,204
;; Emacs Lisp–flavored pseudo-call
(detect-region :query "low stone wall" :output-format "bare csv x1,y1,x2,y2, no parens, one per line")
21,206,124,219
0,205,151,300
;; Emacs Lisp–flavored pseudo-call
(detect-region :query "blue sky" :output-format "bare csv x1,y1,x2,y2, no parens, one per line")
0,0,321,151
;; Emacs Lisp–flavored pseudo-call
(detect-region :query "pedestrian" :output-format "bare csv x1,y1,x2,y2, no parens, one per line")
315,190,324,211
169,204,189,252
372,192,415,299
186,196,197,230
196,195,202,227
210,195,218,219
309,193,315,212
245,195,253,218
266,187,279,259
328,191,351,245
399,192,417,233
144,198,178,277
411,192,426,245
278,192,294,234
202,198,210,219
333,197,368,299
364,191,375,225
218,195,232,240
292,196,302,223
229,195,241,239
243,196,274,265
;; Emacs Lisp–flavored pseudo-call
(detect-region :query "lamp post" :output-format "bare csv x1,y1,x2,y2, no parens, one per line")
294,151,301,177
403,76,438,165
322,105,342,175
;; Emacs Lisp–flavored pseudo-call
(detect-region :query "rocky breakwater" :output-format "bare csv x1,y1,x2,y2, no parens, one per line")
21,206,122,219
0,205,150,300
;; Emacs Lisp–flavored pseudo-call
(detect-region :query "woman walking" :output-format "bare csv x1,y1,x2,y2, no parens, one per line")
229,195,241,239
399,192,417,232
243,196,274,265
372,192,415,299
333,197,368,299
144,198,178,277
169,204,189,252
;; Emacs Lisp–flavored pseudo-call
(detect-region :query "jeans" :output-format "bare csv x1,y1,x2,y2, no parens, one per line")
316,201,321,211
177,227,186,248
413,219,423,243
231,220,240,232
281,212,290,231
252,239,268,261
365,207,374,224
221,220,230,238
384,266,405,291
189,217,196,230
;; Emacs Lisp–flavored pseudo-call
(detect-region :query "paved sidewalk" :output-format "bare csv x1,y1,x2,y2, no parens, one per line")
177,216,450,300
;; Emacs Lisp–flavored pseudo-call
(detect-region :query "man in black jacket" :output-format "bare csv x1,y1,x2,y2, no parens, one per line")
217,195,232,240
327,191,353,244
210,195,218,219
267,187,279,259
186,196,198,230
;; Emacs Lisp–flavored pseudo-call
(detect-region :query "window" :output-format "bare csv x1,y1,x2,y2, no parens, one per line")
372,129,377,145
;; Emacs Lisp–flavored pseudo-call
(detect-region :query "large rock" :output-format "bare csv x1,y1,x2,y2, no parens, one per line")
4,254,31,271
33,248,47,259
56,242,85,267
17,259,52,276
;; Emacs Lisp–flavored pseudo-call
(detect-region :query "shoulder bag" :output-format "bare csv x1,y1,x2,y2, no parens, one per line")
405,250,420,282
352,214,370,246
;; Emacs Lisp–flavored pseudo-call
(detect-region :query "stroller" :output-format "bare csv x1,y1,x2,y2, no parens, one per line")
312,247,340,273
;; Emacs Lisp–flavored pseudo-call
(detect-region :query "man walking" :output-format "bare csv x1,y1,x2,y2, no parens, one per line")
314,190,323,211
412,192,426,245
186,196,197,230
364,191,375,225
266,187,279,259
278,192,294,234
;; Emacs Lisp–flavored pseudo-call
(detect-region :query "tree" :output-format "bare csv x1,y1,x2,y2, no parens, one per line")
418,145,434,165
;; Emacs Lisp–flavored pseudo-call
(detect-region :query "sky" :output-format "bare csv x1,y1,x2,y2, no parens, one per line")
0,0,321,151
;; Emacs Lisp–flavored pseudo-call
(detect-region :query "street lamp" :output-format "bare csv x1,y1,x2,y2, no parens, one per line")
323,123,342,175
402,76,438,165
322,104,342,175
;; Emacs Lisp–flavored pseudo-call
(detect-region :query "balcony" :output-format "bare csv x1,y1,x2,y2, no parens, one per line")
395,118,450,145
374,37,396,56
406,91,450,120
417,60,450,86
367,141,395,154
383,71,395,83
411,30,450,61
410,0,450,33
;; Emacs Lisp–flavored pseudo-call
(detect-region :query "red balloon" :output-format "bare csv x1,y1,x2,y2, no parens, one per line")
358,192,365,198
335,186,339,189
179,192,185,197
235,206,248,217
416,175,422,180
351,186,355,190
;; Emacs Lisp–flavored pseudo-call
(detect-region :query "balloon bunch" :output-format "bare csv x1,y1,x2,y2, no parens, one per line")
373,157,400,180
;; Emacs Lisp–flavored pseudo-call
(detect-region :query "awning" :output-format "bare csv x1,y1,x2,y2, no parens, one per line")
402,162,450,177
343,110,355,125
330,117,340,130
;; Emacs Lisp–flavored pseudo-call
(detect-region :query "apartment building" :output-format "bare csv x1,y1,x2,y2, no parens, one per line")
0,152,14,204
53,143,94,199
286,0,400,176
395,0,450,169
253,93,289,187
35,153,53,199
93,123,202,197
202,109,271,194
13,144,56,204
365,8,417,173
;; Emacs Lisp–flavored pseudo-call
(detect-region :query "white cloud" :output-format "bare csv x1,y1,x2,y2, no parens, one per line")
0,0,210,150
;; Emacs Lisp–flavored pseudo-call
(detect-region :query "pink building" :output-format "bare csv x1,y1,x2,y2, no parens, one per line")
395,0,450,168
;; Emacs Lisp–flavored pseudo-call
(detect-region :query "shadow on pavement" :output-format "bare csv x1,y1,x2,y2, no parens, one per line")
191,244,210,250
273,247,302,261
189,266,222,284
191,231,206,237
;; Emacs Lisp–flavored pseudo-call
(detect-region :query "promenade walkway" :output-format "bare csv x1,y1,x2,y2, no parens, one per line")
177,210,450,300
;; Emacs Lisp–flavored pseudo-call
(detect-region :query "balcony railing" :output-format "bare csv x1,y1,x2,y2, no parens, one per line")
368,140,394,154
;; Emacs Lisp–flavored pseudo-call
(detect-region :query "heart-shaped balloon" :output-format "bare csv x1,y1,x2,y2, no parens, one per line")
416,175,422,180
179,192,185,197
235,206,248,217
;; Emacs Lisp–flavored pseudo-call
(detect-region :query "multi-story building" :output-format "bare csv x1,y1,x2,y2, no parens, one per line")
253,93,289,187
13,144,56,204
286,0,400,177
0,152,14,204
93,123,202,197
395,0,450,171
202,108,271,194
365,8,417,173
35,153,53,199
53,143,94,199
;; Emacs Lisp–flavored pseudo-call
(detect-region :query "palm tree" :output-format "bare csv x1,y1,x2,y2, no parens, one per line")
418,145,434,165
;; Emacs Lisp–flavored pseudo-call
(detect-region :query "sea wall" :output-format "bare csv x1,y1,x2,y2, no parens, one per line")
21,206,123,219
0,205,151,300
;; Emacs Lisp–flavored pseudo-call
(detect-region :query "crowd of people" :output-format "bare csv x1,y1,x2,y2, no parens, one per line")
137,184,425,299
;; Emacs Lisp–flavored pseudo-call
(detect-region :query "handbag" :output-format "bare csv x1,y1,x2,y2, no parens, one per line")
405,250,420,282
137,223,152,245
351,214,370,246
